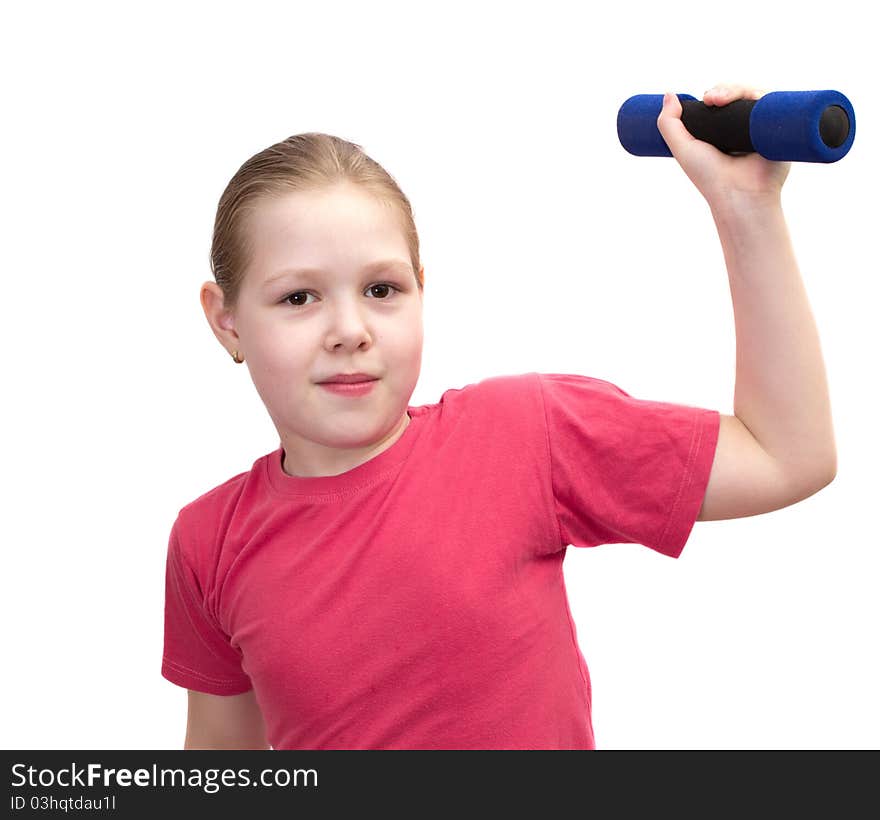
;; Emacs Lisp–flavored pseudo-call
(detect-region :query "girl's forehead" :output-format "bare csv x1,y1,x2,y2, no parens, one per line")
244,190,410,280
253,187,393,232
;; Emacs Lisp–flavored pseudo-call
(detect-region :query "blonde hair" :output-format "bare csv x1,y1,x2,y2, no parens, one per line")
209,132,424,313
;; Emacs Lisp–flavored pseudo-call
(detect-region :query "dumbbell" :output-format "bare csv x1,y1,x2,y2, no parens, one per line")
617,90,855,163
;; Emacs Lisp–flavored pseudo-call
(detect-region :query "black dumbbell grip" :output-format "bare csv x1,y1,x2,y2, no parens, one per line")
680,99,756,154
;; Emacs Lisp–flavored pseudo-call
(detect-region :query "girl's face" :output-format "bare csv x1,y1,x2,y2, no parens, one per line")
205,183,424,477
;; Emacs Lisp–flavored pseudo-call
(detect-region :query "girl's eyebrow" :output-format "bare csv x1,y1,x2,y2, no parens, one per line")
262,258,412,288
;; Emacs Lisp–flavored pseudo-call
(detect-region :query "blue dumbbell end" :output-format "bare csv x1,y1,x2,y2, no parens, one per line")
616,94,699,157
750,90,855,163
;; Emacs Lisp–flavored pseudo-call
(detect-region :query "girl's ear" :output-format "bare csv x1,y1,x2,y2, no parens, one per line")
201,281,239,346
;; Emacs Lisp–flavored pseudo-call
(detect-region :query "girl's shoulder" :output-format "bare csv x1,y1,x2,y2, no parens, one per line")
175,453,270,534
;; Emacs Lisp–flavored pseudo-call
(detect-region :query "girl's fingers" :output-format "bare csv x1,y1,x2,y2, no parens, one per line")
656,92,697,159
703,83,767,106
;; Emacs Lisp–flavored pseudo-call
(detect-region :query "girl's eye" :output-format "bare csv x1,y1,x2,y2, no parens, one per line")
281,283,399,308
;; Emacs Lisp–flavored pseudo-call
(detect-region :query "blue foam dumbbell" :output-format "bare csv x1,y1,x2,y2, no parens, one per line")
617,90,855,163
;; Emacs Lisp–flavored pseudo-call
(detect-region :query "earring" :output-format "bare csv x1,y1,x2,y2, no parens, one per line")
231,350,244,364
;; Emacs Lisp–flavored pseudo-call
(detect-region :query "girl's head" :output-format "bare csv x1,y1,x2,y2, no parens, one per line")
201,133,425,478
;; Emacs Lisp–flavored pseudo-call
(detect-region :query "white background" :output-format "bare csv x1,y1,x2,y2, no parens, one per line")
3,0,877,750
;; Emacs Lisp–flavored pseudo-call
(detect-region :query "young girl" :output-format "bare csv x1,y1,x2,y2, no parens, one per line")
162,84,837,749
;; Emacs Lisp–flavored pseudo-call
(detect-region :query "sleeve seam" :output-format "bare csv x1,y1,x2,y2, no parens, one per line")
655,409,707,555
536,373,566,551
162,656,250,688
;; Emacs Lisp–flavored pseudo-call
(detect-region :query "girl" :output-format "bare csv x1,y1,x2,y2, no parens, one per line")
162,85,836,749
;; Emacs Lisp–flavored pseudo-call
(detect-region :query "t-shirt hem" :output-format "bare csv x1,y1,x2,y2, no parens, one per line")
162,657,252,695
656,408,721,558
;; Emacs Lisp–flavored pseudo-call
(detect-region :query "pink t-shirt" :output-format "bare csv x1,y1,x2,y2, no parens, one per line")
162,372,720,749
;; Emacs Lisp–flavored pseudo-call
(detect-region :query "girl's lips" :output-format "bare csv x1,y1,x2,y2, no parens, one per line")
318,379,377,397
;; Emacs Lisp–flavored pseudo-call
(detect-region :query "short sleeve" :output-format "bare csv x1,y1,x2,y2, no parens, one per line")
538,373,720,558
161,519,252,695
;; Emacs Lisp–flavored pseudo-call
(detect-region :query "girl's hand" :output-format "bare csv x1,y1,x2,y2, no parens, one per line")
656,83,791,208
